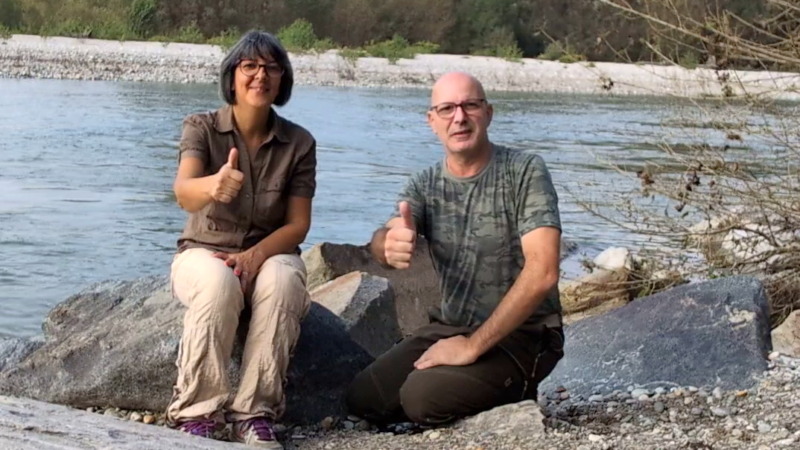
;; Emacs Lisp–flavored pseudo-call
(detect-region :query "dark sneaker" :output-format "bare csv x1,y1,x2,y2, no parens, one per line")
176,419,216,439
232,417,283,449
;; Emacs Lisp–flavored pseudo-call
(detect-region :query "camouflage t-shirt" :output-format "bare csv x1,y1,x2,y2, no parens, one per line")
394,144,562,328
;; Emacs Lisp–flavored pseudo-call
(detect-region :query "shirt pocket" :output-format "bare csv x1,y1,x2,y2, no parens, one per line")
254,177,287,225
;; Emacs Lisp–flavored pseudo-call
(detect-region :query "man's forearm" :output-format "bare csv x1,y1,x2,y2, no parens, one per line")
467,265,558,357
370,227,390,265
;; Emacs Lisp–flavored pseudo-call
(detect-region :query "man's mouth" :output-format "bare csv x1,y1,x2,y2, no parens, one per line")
451,129,472,138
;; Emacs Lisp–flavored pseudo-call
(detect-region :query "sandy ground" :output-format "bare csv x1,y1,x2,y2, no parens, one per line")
3,34,800,98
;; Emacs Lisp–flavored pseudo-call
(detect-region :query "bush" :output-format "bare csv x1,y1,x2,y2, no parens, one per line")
0,0,22,30
175,21,205,44
277,18,318,52
363,34,439,64
207,28,241,51
127,0,158,39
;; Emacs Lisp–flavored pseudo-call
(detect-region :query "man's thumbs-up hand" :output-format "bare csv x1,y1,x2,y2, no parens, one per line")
210,148,245,204
385,201,416,269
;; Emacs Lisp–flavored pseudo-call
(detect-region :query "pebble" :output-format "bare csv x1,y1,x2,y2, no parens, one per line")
356,420,371,431
343,421,355,430
684,397,694,405
732,429,743,438
713,387,723,399
143,415,155,425
588,434,603,442
129,412,142,422
589,394,604,402
103,408,118,418
321,416,335,431
428,431,441,440
637,394,649,401
560,392,570,400
759,422,773,433
691,408,703,416
631,389,649,398
654,387,666,395
711,407,729,417
273,424,287,434
654,402,666,413
86,407,95,413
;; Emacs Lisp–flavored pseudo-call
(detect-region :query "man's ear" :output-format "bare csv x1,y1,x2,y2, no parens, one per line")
426,110,436,132
486,103,494,127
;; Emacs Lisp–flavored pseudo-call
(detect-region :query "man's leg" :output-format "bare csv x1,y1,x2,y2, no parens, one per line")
398,345,528,426
345,322,470,425
226,254,311,447
166,248,244,436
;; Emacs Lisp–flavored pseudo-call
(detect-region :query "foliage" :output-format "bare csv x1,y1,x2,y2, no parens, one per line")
127,0,158,39
574,0,800,328
0,0,22,30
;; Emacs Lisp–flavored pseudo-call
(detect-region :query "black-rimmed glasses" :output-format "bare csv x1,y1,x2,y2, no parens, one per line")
239,60,284,78
429,98,487,119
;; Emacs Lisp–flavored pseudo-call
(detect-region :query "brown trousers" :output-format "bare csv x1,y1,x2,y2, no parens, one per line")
165,248,311,425
345,316,564,426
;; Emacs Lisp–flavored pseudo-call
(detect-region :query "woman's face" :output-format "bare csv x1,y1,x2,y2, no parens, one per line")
233,55,283,109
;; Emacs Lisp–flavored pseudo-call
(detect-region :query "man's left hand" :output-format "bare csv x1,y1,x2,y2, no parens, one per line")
211,249,264,294
413,335,479,370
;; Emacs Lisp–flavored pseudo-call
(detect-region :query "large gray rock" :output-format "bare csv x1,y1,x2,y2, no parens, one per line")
454,400,545,437
302,240,440,335
0,395,250,450
310,271,401,358
0,276,373,425
302,239,579,335
541,276,772,397
0,338,42,373
772,310,800,358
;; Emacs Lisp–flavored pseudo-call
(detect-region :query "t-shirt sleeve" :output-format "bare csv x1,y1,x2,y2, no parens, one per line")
516,155,561,236
178,114,210,165
289,138,317,198
388,171,427,237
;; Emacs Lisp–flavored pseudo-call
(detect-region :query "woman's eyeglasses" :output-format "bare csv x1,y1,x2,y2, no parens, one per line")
238,61,284,78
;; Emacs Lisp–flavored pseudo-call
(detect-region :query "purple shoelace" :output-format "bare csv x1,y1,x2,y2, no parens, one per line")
179,419,215,437
245,418,276,440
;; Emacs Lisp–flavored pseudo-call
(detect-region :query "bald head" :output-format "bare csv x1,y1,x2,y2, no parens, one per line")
431,72,487,106
426,72,493,160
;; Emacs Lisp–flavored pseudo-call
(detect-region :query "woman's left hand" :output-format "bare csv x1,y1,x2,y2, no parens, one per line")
211,249,264,294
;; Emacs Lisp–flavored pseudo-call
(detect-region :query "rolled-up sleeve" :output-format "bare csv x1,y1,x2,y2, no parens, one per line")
289,139,317,198
178,115,209,165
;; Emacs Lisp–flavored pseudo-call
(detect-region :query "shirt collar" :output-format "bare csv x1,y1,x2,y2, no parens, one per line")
214,105,289,143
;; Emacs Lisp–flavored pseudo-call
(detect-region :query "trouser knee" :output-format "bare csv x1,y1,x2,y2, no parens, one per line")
399,371,457,425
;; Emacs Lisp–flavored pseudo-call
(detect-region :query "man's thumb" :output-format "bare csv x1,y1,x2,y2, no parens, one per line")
399,201,415,229
227,147,239,169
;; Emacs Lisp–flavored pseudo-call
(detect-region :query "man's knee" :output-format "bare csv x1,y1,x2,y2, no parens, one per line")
399,370,458,425
345,367,383,422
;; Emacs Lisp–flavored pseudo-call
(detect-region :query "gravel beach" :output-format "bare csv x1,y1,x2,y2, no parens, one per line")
69,352,799,450
3,34,800,98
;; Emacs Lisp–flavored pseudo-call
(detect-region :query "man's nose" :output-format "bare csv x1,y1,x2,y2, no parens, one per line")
452,104,467,122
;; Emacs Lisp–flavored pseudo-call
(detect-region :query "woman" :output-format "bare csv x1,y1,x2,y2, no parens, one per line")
166,30,316,449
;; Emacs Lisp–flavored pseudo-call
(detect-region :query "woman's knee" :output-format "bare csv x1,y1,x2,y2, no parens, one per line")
251,254,310,316
173,250,244,317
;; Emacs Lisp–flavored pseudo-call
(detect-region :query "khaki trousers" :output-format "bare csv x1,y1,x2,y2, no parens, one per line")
165,248,311,425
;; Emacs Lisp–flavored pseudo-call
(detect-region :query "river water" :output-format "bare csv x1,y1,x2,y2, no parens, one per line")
0,78,716,338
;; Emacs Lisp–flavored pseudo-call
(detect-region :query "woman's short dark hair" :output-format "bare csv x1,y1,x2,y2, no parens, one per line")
219,30,294,106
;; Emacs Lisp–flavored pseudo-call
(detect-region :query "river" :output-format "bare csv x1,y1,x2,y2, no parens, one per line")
0,78,713,338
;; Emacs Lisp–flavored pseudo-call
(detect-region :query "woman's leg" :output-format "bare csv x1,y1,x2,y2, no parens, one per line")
165,247,244,434
227,253,311,446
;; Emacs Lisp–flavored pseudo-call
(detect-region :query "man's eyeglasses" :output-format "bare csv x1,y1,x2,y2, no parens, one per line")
238,61,284,78
429,99,487,119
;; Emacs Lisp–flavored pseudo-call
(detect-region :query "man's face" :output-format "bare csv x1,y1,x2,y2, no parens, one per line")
427,78,493,156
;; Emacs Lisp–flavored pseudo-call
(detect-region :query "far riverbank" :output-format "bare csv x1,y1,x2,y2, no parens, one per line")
3,34,800,99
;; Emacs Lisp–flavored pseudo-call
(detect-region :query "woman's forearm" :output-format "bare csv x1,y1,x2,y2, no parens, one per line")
173,175,216,212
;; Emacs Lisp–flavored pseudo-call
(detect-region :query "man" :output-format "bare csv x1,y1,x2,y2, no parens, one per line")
345,72,565,426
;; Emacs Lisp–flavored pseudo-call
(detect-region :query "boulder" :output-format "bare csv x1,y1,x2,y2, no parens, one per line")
560,247,635,324
301,240,440,335
0,276,374,425
0,338,42,373
541,276,772,398
0,395,251,450
772,310,800,358
303,238,579,334
454,400,545,438
310,271,401,358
